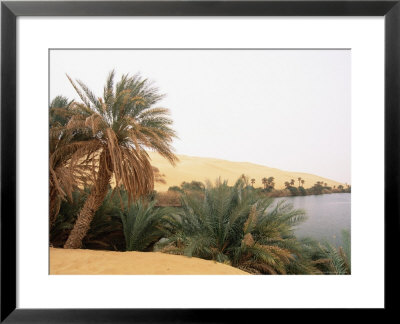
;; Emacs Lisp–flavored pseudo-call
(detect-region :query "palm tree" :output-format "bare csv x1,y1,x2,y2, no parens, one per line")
290,179,295,186
63,71,178,249
49,96,93,230
158,178,307,274
298,177,302,187
284,181,290,189
301,179,305,187
250,178,255,187
261,177,267,189
266,176,275,191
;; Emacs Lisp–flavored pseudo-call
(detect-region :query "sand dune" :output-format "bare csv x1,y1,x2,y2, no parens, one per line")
50,248,248,275
149,152,345,192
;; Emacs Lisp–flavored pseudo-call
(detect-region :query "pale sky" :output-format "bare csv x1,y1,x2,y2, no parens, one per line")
50,49,351,183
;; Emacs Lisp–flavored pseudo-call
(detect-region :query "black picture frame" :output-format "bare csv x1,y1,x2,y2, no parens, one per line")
1,0,398,322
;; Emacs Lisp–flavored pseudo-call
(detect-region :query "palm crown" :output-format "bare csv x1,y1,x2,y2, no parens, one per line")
67,70,178,201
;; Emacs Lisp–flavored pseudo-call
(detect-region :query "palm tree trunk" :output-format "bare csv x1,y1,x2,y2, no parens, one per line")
64,152,112,249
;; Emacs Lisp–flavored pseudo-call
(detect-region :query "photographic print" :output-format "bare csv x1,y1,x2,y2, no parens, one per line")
49,49,351,275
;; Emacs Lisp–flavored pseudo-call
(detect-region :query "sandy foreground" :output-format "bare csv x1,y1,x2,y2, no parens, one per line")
50,248,248,275
148,152,344,192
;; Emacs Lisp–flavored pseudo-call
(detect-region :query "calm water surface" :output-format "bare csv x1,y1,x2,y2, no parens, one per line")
275,193,351,246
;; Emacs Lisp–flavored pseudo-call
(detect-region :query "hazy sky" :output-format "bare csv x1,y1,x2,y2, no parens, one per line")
50,49,351,183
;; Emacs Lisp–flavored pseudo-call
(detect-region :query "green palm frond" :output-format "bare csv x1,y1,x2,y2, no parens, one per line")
120,199,172,251
305,231,351,275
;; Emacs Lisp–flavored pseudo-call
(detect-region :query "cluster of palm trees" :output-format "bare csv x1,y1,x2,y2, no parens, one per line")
157,178,308,274
250,177,308,190
315,181,328,187
250,177,275,190
49,70,178,249
284,178,306,189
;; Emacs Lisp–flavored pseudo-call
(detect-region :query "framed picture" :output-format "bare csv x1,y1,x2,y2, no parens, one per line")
1,0,398,321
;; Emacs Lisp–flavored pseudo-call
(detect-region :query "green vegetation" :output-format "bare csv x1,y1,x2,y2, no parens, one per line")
120,199,171,252
156,178,309,274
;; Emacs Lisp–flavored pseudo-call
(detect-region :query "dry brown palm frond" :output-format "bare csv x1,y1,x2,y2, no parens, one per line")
50,154,95,199
49,107,74,119
252,262,278,274
69,101,94,116
137,107,171,119
85,113,106,135
311,258,332,265
159,243,184,255
103,128,154,204
242,233,255,247
243,205,257,233
239,261,277,275
127,119,178,166
259,244,295,264
66,115,87,130
50,142,89,193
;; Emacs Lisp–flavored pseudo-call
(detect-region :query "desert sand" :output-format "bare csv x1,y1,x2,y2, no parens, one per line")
149,152,345,192
50,248,248,275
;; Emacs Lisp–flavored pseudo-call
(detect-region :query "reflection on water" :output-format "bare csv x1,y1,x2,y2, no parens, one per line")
275,193,351,246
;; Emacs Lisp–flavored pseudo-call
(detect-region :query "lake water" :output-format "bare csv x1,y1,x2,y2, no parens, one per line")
275,193,351,246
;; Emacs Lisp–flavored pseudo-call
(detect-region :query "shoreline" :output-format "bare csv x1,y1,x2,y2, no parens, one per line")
264,190,351,198
155,190,351,207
